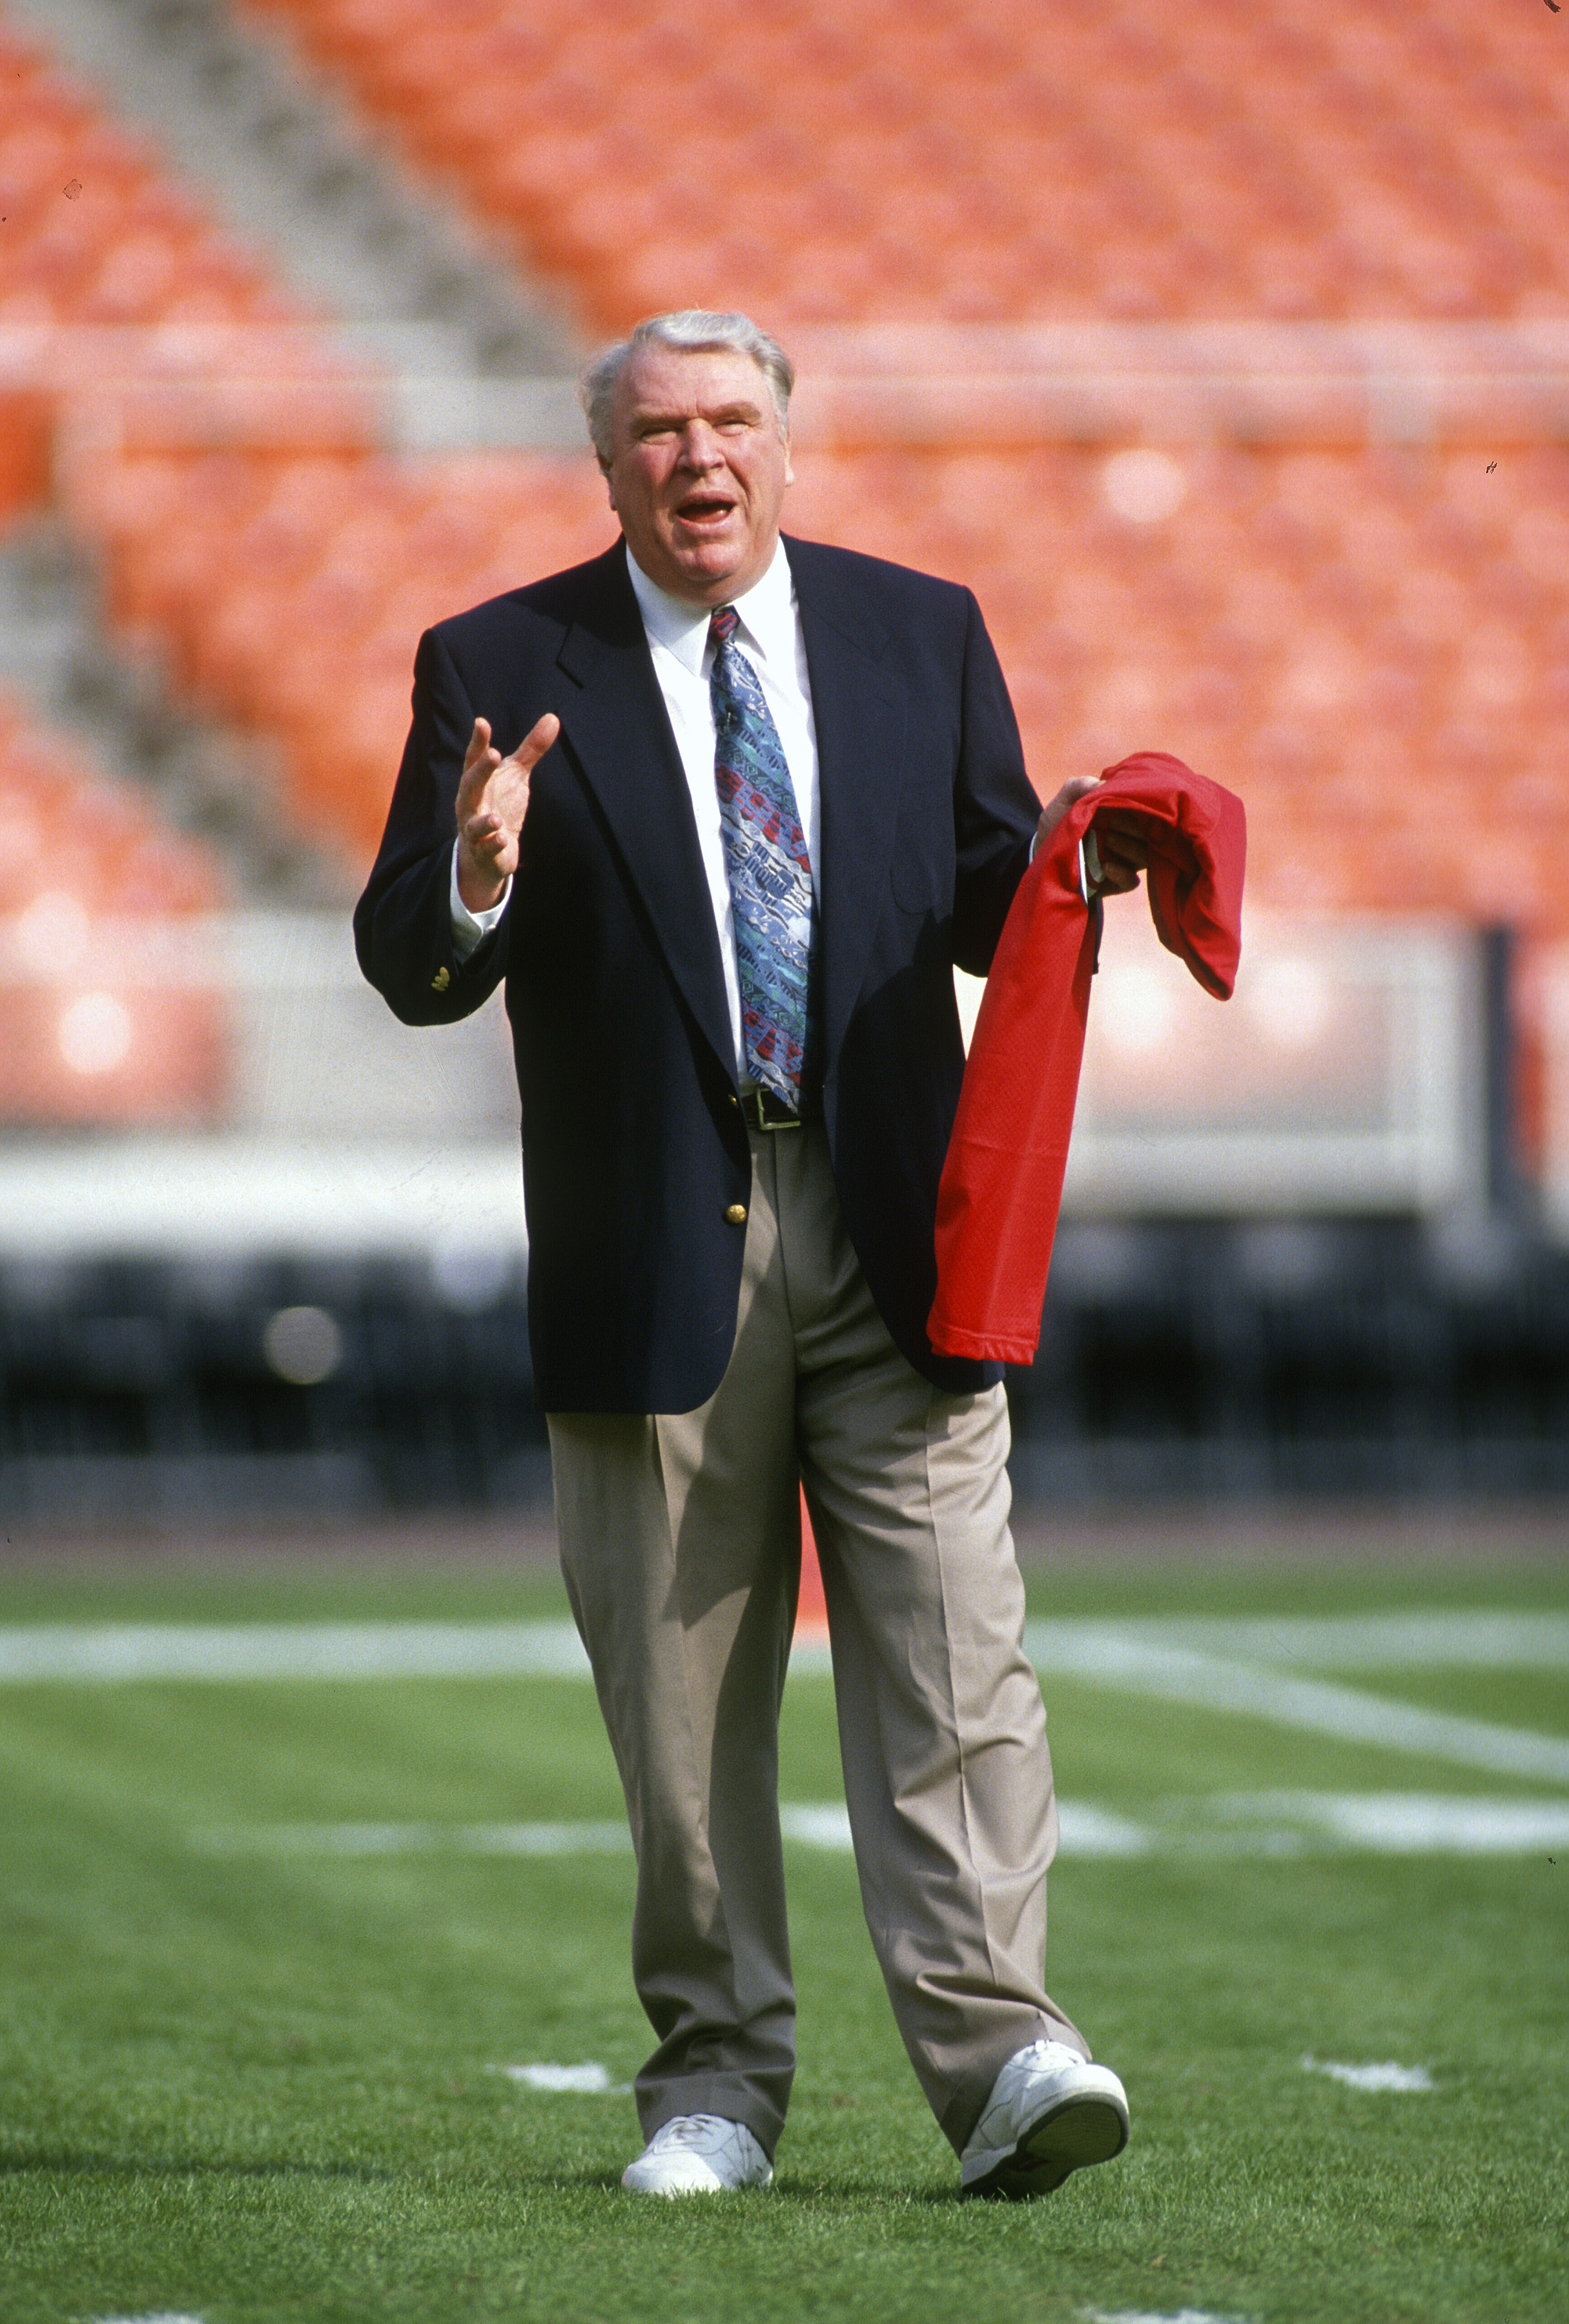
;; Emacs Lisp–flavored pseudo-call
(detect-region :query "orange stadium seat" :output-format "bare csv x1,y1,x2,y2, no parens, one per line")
0,695,229,1126
6,0,1566,948
231,0,1569,331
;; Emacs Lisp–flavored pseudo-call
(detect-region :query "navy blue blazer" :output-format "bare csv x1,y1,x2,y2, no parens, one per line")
354,533,1040,1411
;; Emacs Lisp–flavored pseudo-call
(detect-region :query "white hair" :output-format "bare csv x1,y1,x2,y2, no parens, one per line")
579,310,794,469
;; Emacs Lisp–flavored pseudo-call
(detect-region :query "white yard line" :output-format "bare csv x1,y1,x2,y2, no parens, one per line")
0,1620,592,1684
198,1820,631,1856
1131,1613,1569,1669
774,1800,1153,1857
1021,1626,1569,1784
1255,1791,1569,1852
5,1609,1565,1683
4,1614,1564,1782
194,1793,1569,1860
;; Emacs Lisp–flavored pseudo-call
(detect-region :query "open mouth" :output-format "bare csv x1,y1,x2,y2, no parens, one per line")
673,491,737,529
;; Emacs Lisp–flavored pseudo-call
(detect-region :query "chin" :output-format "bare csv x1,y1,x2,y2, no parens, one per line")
670,558,735,596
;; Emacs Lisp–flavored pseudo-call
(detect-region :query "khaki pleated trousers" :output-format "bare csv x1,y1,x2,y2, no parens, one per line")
549,1120,1087,2163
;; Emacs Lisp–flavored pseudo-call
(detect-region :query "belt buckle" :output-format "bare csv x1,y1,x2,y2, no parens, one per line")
745,1088,802,1132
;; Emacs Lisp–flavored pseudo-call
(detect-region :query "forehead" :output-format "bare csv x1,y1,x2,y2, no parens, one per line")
615,342,773,427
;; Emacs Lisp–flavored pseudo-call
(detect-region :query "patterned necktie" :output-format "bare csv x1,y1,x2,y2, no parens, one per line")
710,604,817,1107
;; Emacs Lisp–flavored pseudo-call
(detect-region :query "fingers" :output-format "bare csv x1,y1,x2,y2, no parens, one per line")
1034,770,1160,895
457,719,500,823
517,710,560,770
1089,805,1154,882
462,808,507,857
1097,834,1150,876
1038,771,1103,843
456,709,558,833
1089,835,1145,894
462,716,498,779
1052,774,1103,813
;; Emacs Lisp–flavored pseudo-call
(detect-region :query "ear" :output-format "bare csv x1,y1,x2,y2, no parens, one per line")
783,434,795,487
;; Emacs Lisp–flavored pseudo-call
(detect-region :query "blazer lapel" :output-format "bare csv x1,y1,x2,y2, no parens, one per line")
553,547,737,1082
787,538,910,1068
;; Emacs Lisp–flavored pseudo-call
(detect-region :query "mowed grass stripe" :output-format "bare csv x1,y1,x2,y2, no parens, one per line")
2,1570,1566,2323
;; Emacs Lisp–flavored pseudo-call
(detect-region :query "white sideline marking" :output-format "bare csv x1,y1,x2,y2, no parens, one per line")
774,1800,1151,1857
0,1620,591,1684
5,1615,1564,1781
489,2062,621,2094
7,1609,1564,1687
1244,1792,1569,1854
1140,1613,1569,1670
95,2314,208,2323
1061,1802,1154,1857
1023,1624,1569,1784
193,1794,1569,1860
1302,2056,1435,2093
779,1802,852,1850
197,1820,631,1857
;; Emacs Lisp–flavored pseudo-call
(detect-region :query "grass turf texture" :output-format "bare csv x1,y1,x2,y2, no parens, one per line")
0,1552,1563,2323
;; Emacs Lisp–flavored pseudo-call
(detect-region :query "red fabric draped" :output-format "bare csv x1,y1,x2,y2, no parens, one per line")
927,752,1247,1364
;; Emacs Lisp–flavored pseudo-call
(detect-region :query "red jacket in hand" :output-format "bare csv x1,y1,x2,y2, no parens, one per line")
927,751,1246,1364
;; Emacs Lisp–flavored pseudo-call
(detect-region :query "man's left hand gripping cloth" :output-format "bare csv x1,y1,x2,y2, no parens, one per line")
927,751,1247,1365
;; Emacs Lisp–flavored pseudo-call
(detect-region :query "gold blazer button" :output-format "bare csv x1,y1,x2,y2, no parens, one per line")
724,1203,747,1226
430,966,451,993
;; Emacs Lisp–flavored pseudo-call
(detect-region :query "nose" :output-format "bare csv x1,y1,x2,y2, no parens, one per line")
677,420,724,471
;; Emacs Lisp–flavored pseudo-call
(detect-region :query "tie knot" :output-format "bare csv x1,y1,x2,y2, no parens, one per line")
710,605,739,646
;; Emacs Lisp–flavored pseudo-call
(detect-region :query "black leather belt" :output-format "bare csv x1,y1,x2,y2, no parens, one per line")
739,1086,819,1131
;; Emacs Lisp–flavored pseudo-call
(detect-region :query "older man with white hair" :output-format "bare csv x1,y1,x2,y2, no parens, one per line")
355,309,1142,2199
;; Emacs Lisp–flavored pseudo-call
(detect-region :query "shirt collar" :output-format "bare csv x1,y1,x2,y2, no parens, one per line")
624,538,795,678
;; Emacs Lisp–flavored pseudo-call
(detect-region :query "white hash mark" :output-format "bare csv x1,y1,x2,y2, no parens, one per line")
1302,2055,1436,2092
1083,2307,1251,2323
488,2061,630,2094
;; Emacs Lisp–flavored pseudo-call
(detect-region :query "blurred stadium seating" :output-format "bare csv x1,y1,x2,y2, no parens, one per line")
44,430,1569,939
230,0,1569,331
0,17,371,428
5,0,1569,1511
0,686,229,1124
10,3,1569,946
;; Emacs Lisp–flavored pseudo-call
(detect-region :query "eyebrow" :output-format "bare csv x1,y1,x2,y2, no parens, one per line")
631,399,767,429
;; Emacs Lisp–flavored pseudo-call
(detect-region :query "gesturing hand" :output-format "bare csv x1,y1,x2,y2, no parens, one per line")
455,712,560,912
1036,774,1151,897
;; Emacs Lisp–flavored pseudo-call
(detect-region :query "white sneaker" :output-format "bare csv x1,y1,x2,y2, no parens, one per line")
620,2113,774,2196
960,2038,1129,2199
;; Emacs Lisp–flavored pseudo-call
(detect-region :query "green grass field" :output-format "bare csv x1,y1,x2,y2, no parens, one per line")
0,1545,1565,2324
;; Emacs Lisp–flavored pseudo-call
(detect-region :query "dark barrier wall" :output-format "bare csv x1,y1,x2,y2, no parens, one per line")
4,1218,1569,1521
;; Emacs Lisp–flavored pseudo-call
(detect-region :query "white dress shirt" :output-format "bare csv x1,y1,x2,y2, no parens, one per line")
450,539,821,1077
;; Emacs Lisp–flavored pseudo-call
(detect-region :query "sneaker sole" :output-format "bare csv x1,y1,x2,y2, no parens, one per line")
961,2086,1130,2201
